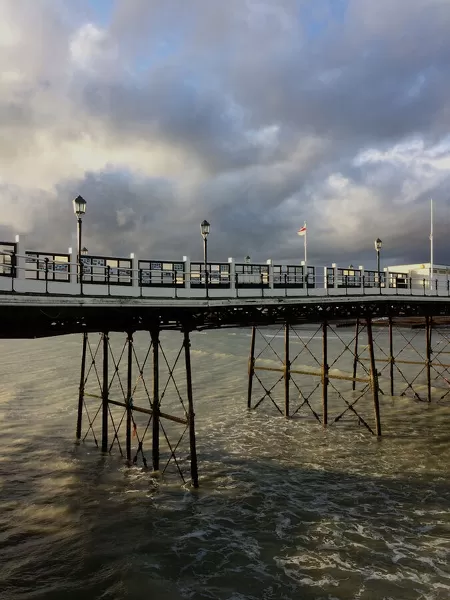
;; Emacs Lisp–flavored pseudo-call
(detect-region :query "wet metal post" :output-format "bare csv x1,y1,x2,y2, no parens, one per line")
426,316,432,403
366,317,382,436
247,326,256,409
101,332,109,453
322,321,328,426
151,327,160,472
76,331,88,441
126,331,133,462
284,323,290,417
352,318,360,391
184,329,199,488
389,316,394,396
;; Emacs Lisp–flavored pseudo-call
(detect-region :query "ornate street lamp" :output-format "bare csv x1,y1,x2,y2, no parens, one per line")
200,220,210,298
81,247,88,255
73,195,87,294
374,238,382,288
245,255,251,264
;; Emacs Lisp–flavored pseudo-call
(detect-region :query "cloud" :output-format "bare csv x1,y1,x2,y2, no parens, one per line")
1,0,450,268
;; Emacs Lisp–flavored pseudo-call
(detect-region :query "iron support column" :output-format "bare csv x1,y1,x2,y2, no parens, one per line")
76,331,88,440
389,316,394,396
126,331,133,462
184,329,199,488
284,323,290,418
151,327,160,472
322,321,328,426
101,332,109,453
366,317,381,436
352,318,359,391
247,326,256,409
426,316,432,403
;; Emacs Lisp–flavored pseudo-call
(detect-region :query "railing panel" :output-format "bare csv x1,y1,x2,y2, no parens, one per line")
81,255,132,285
235,263,269,288
0,242,16,277
25,251,70,281
190,262,231,288
138,260,184,287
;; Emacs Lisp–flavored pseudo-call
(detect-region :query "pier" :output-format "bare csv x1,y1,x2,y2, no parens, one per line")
1,236,450,487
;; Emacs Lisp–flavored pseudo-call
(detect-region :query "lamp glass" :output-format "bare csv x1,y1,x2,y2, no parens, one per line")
73,195,87,217
374,238,382,251
200,219,210,237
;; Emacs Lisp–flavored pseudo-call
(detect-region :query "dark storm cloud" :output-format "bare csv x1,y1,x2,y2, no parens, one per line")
2,0,450,268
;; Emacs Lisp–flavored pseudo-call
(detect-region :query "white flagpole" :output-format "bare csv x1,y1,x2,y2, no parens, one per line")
430,199,434,289
304,221,307,265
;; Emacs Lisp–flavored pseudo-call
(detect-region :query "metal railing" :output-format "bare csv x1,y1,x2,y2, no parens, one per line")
0,249,449,300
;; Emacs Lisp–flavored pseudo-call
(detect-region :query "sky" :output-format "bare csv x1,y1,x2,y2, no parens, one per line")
1,0,450,268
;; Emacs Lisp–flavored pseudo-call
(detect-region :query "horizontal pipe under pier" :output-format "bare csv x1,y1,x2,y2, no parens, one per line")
107,399,188,425
254,365,370,384
358,357,450,369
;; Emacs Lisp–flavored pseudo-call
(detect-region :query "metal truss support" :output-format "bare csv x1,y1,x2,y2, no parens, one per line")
76,328,199,487
247,321,376,433
76,331,88,441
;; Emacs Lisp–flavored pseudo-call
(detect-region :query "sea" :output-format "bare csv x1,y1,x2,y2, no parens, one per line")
0,325,449,600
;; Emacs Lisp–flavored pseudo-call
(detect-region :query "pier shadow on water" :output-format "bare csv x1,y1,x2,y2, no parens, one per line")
0,426,449,600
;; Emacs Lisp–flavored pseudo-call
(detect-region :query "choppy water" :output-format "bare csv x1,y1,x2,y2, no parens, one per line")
0,326,449,599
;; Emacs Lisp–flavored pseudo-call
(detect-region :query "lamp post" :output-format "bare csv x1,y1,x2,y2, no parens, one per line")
374,238,382,288
200,220,210,298
73,195,87,294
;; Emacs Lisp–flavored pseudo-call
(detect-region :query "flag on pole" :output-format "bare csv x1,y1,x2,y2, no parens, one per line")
297,225,307,236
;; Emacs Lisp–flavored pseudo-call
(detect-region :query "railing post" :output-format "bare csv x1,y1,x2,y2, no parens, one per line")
323,266,329,293
44,257,49,294
228,257,235,297
359,265,364,294
130,252,138,289
15,235,25,280
183,256,191,291
332,263,338,290
267,259,274,291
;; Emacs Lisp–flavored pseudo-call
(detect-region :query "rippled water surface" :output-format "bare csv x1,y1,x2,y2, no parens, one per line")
0,326,449,599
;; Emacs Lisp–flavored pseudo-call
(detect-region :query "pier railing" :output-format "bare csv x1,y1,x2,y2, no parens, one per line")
0,244,448,299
